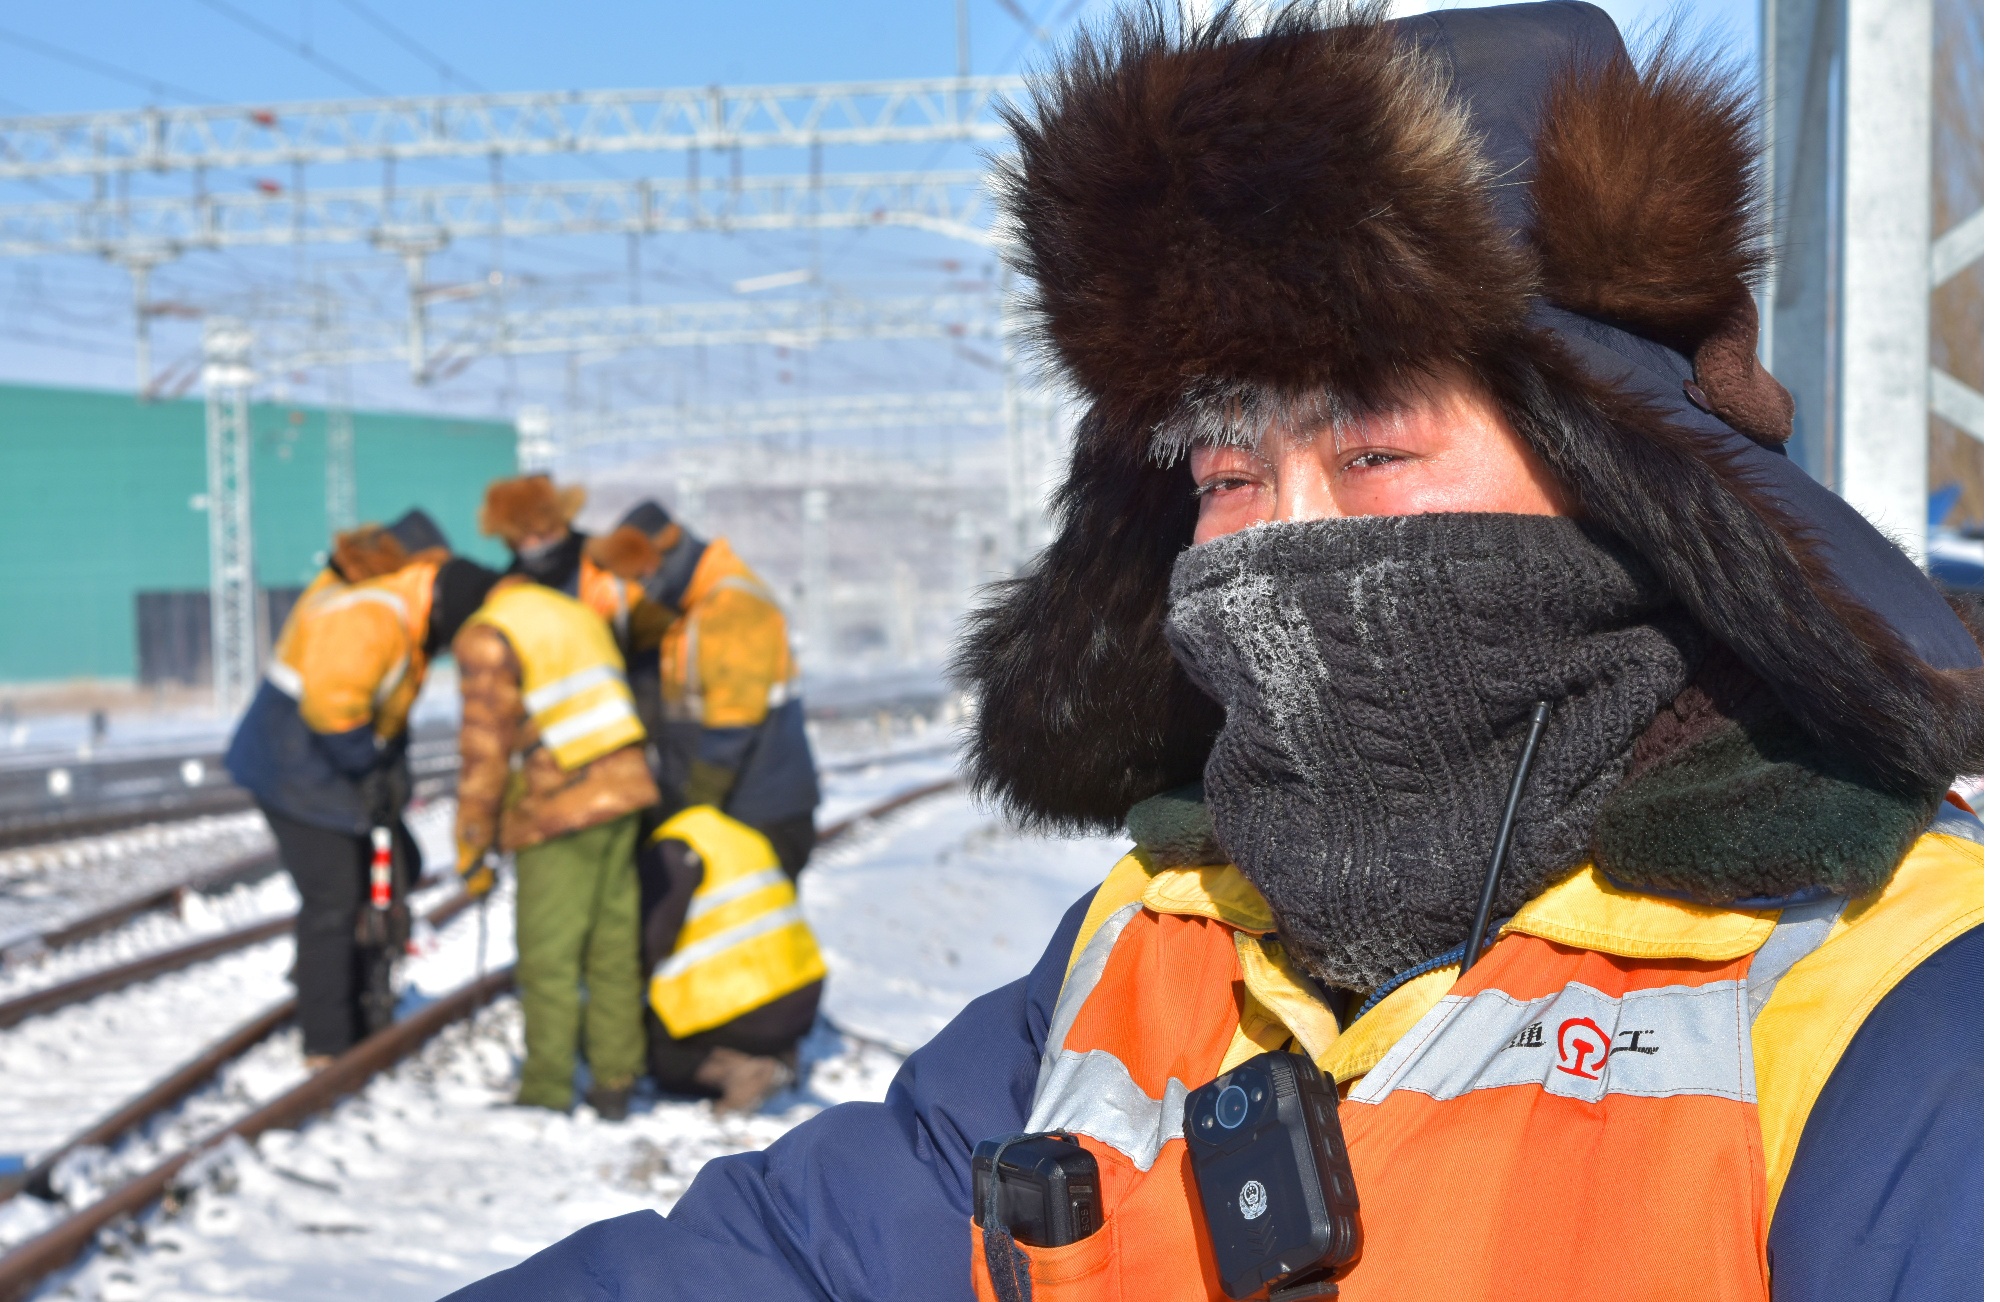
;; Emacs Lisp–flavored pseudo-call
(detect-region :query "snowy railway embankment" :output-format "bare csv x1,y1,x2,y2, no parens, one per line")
0,742,1125,1301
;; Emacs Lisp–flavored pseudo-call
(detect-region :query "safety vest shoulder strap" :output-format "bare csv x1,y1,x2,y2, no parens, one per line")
1753,824,1984,1214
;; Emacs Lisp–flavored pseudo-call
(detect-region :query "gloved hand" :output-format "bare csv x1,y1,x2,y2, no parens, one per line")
457,842,496,898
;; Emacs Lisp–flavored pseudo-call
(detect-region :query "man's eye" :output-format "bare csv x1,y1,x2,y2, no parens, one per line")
1345,451,1403,471
1196,477,1254,497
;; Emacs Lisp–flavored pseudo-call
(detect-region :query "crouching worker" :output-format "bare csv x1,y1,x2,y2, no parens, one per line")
226,511,499,1066
449,6,1981,1300
453,576,660,1119
640,807,826,1113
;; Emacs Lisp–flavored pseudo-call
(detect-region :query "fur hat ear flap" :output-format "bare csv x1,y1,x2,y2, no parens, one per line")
478,474,586,545
585,525,661,580
331,526,410,582
954,419,1223,831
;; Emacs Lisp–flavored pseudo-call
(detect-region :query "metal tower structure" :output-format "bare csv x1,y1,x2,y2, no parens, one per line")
199,318,260,717
1765,0,1983,557
0,170,995,259
0,77,1021,178
258,291,1000,377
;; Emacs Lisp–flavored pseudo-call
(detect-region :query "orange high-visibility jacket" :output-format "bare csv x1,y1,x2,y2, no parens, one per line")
658,538,798,731
267,558,442,741
971,825,1982,1302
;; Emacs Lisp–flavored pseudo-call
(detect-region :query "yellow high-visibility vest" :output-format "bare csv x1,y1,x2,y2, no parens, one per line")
649,805,826,1038
467,583,645,770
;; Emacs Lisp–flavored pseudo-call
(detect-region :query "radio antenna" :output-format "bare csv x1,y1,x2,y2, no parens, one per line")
1461,700,1552,976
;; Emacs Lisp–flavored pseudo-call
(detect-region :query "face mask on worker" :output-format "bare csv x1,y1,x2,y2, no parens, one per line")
513,532,578,585
1163,512,1699,994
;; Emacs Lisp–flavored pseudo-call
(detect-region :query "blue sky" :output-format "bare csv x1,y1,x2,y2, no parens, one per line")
0,0,1760,418
0,1,1757,113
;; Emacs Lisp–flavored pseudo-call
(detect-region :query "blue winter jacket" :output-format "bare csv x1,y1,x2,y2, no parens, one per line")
446,885,1982,1302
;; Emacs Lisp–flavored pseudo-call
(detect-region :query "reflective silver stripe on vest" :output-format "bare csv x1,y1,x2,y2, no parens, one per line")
1022,901,1198,1171
654,902,805,982
1035,902,1144,1094
538,696,637,750
524,663,622,714
1348,978,1758,1107
686,868,789,923
1743,895,1844,1023
1026,1049,1190,1173
266,661,305,698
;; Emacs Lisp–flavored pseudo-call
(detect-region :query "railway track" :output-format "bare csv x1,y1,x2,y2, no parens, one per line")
0,775,963,1302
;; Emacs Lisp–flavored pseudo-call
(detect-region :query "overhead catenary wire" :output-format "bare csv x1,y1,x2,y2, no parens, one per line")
331,0,486,92
185,0,388,96
0,24,218,105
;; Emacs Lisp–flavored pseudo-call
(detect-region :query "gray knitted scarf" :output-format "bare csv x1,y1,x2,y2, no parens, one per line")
1164,513,1698,994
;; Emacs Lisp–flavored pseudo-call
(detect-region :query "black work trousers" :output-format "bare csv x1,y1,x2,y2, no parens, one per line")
259,804,420,1057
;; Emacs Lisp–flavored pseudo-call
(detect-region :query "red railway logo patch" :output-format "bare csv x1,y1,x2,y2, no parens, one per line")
1554,1017,1612,1080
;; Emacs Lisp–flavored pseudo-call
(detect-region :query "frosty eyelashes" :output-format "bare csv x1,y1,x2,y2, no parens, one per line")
1148,384,1364,466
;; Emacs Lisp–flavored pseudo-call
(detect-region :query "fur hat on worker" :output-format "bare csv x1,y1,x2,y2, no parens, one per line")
956,0,1981,831
585,525,662,580
478,474,587,546
330,525,409,582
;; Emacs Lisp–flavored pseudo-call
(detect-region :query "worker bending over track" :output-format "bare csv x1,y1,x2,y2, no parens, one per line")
226,510,500,1065
618,498,824,1113
478,473,671,663
450,5,1982,1299
453,576,659,1119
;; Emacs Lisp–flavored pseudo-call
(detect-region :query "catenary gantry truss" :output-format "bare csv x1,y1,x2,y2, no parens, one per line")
0,170,995,258
0,77,1022,178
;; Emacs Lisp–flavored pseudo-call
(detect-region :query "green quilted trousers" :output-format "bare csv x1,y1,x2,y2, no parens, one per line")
512,814,645,1109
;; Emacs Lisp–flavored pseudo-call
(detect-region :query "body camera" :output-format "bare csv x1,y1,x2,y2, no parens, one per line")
1182,1051,1360,1299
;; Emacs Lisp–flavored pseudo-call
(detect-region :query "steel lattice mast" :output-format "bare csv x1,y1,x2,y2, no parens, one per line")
0,77,1021,179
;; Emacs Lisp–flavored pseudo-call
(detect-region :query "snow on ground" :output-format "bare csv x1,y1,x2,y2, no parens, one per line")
1,765,1124,1300
0,815,275,953
806,791,1129,1051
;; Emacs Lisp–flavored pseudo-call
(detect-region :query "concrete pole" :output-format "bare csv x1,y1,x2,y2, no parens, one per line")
1835,0,1934,559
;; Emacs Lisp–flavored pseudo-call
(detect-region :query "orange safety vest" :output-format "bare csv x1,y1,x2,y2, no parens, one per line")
657,538,798,729
575,554,647,646
972,822,1982,1302
267,559,441,741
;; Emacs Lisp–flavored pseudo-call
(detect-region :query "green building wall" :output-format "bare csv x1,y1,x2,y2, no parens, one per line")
0,383,517,683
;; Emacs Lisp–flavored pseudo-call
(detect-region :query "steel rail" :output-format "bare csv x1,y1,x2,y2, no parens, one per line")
0,999,294,1203
0,848,277,964
0,869,458,1029
0,775,966,1297
0,968,515,1302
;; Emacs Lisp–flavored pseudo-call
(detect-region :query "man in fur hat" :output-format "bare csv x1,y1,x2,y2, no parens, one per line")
227,511,501,1065
478,473,675,663
448,4,1980,1299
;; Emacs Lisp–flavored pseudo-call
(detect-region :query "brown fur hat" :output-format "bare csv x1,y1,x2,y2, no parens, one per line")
585,525,662,580
956,1,1980,833
478,474,586,545
330,526,410,582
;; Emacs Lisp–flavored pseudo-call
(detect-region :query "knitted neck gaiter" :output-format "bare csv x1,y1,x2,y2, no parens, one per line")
1164,513,1699,994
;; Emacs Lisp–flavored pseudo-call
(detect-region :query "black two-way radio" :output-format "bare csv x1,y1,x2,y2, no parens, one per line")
1183,1051,1359,1300
972,1132,1103,1249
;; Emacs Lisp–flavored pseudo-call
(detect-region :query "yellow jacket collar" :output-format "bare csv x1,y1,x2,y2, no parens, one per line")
1140,859,1784,1085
